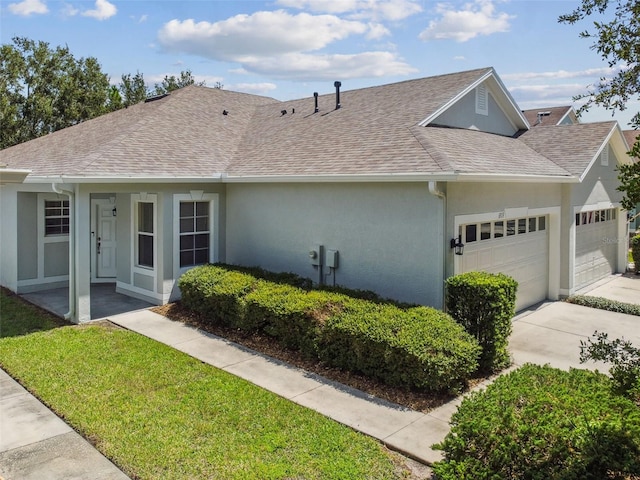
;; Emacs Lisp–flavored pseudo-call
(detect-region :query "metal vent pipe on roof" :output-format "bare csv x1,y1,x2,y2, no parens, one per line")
334,81,341,109
314,92,319,113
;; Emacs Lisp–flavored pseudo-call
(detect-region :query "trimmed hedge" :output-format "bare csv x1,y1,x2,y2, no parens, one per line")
566,295,640,317
433,364,640,480
632,234,640,273
178,264,481,392
445,271,517,372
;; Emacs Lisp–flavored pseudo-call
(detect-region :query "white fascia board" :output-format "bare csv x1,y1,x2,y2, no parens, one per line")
454,173,578,183
23,174,224,184
220,173,458,183
0,168,31,184
418,69,494,127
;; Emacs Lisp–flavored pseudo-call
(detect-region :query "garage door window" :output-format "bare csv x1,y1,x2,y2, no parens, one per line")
575,208,617,227
460,215,547,244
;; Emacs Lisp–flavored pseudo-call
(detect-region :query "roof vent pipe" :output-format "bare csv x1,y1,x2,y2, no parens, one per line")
313,92,319,113
334,81,341,109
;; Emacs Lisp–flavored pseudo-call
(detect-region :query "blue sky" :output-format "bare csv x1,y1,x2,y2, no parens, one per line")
2,0,637,128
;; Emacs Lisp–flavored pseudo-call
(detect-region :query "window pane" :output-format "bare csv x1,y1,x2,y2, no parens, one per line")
518,218,526,234
194,233,209,248
465,224,477,243
507,220,515,236
180,202,194,217
138,203,154,233
180,218,194,233
195,216,208,232
194,249,209,265
180,234,194,250
530,217,538,231
196,201,208,216
494,221,504,238
480,223,491,240
138,234,153,267
180,251,194,268
539,216,546,230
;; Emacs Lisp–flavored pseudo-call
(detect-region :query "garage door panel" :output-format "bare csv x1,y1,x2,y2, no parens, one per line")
459,218,548,311
575,208,618,290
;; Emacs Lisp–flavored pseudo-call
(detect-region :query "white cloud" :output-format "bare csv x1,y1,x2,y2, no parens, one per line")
238,51,417,81
158,11,367,60
276,0,422,21
502,67,620,82
419,0,514,42
7,0,48,16
454,56,466,61
61,2,79,17
229,82,278,95
366,22,391,40
82,0,116,20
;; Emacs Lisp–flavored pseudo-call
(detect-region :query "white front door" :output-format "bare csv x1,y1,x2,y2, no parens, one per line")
92,200,117,280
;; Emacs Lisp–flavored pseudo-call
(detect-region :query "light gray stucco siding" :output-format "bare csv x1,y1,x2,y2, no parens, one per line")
225,183,444,307
17,192,38,281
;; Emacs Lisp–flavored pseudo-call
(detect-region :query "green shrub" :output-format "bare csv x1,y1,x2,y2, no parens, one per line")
566,295,640,316
445,271,517,372
632,234,640,272
179,264,482,392
317,301,481,392
177,265,256,326
244,282,335,356
580,331,640,403
433,364,640,479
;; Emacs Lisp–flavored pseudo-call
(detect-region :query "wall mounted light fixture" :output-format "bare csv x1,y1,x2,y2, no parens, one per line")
450,235,464,255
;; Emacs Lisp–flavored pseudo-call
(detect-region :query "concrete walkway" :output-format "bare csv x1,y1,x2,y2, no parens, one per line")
0,369,130,480
2,273,639,477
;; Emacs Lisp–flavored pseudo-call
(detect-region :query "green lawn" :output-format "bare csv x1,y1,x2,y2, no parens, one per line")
0,290,407,479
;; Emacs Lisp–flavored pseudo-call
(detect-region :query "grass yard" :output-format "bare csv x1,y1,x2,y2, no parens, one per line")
0,290,410,479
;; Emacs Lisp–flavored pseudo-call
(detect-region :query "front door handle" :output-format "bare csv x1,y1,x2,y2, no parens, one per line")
97,237,101,254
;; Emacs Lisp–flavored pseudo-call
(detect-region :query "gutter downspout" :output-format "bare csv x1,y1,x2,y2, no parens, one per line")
52,182,75,322
428,181,447,309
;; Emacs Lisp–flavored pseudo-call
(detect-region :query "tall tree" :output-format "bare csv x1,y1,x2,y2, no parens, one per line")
0,37,110,149
118,71,148,107
153,69,206,95
559,0,640,210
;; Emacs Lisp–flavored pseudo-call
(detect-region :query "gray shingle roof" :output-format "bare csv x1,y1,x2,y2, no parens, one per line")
0,67,623,182
522,106,575,127
518,122,617,176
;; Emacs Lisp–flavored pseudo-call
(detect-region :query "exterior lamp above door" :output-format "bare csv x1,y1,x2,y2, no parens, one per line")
450,235,464,255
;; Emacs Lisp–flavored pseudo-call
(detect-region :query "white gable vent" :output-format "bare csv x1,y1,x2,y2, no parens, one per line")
601,147,609,166
475,85,488,116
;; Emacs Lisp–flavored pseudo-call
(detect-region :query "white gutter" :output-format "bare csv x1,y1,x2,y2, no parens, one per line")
25,174,224,184
0,167,31,184
51,182,75,322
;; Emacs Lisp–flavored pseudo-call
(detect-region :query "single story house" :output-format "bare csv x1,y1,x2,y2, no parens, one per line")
0,67,632,323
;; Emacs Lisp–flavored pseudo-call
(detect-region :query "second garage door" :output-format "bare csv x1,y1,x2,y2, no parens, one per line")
458,215,549,311
575,208,618,290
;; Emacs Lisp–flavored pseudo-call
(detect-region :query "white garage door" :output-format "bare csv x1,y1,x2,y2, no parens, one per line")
575,208,618,290
458,215,549,311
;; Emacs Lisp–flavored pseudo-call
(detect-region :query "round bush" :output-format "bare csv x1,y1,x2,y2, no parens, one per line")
433,364,640,480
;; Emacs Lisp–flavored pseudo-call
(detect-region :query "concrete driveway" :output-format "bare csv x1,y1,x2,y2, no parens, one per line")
510,274,640,371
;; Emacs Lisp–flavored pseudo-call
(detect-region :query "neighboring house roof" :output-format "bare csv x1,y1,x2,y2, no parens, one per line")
522,106,577,127
623,130,640,156
0,67,629,184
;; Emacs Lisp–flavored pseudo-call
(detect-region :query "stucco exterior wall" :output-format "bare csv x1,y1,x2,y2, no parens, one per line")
225,182,445,307
17,192,37,281
432,88,517,136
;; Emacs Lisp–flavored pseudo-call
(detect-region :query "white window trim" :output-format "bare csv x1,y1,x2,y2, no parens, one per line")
36,193,70,283
131,193,158,283
173,192,218,280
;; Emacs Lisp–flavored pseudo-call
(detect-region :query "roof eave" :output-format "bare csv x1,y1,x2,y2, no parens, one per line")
24,174,224,184
0,168,31,184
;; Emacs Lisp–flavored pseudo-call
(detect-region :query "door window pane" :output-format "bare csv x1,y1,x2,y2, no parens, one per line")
506,220,515,236
530,217,538,231
539,216,546,230
480,223,491,240
465,224,477,243
518,218,527,234
494,221,504,238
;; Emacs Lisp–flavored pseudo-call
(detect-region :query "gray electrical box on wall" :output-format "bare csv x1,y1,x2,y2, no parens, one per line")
309,244,322,266
325,249,339,268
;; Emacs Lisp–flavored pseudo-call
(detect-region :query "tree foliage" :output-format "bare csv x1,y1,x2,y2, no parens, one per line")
153,69,205,95
559,1,640,210
1,36,110,149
